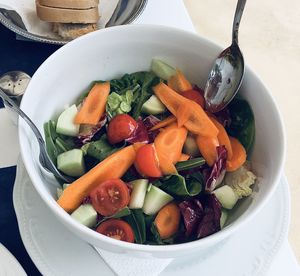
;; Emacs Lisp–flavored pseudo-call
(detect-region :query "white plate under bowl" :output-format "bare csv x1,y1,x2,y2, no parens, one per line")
0,243,26,276
13,160,290,276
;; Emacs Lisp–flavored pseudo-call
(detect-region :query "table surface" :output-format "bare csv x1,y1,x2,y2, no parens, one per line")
0,0,299,275
184,0,300,263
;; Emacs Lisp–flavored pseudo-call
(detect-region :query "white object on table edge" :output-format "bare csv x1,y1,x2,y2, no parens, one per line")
0,0,298,274
0,243,26,276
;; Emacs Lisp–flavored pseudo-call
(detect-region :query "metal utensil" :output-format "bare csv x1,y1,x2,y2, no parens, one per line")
204,0,247,113
0,88,73,183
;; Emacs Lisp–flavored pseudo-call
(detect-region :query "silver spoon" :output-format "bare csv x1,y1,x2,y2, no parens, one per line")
204,0,247,113
0,81,73,184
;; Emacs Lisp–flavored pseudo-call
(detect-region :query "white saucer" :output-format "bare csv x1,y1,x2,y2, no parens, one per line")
13,161,290,276
0,243,26,276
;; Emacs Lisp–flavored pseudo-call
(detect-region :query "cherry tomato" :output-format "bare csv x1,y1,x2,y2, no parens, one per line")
181,89,205,108
97,219,135,243
90,179,130,216
134,144,162,178
107,114,137,144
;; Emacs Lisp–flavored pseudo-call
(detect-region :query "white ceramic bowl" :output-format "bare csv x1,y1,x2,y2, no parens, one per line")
19,25,285,258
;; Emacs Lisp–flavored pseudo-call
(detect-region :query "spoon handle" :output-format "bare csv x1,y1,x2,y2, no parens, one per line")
232,0,247,45
0,88,45,145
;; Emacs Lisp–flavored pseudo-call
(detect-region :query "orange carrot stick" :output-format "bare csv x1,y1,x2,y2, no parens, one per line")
57,145,136,213
196,135,219,166
156,151,178,175
179,153,190,161
153,83,218,137
210,117,233,159
167,69,192,93
226,137,246,172
155,202,181,239
74,82,110,125
150,115,177,131
154,123,188,164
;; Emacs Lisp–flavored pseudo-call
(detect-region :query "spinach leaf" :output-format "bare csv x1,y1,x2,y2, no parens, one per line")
55,137,74,153
226,98,255,153
131,72,161,120
150,223,174,245
96,207,131,228
175,157,206,171
110,73,139,92
124,209,146,244
44,121,59,165
159,174,202,197
110,207,131,219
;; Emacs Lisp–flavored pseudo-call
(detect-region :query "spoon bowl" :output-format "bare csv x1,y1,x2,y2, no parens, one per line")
204,0,247,112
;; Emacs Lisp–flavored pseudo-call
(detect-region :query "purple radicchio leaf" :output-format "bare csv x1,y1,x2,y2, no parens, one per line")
125,117,149,144
214,108,232,128
193,85,205,96
77,115,107,145
179,199,204,236
197,194,222,239
143,115,161,142
205,145,227,193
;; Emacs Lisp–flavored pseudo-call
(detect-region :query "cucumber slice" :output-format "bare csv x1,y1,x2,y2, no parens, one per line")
71,204,97,228
141,95,166,115
151,59,176,80
220,209,228,229
213,185,239,210
142,185,173,215
56,104,80,137
56,187,63,199
129,179,149,209
57,149,85,177
183,135,200,157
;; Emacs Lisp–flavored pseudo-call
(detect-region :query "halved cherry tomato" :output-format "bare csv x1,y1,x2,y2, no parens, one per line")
134,144,162,178
97,219,135,243
107,114,137,144
90,179,130,216
181,89,205,108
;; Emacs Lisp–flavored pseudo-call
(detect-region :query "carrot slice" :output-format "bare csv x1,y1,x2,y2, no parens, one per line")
176,102,190,127
153,83,218,137
196,135,219,166
226,137,246,172
156,151,178,175
155,202,181,239
150,115,176,131
210,117,233,159
167,69,192,93
179,153,190,161
154,123,188,164
74,82,110,125
57,145,136,213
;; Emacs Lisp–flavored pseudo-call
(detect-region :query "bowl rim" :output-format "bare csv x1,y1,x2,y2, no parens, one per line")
18,24,286,252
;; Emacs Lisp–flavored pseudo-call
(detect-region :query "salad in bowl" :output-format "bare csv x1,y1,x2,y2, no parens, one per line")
44,58,257,245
